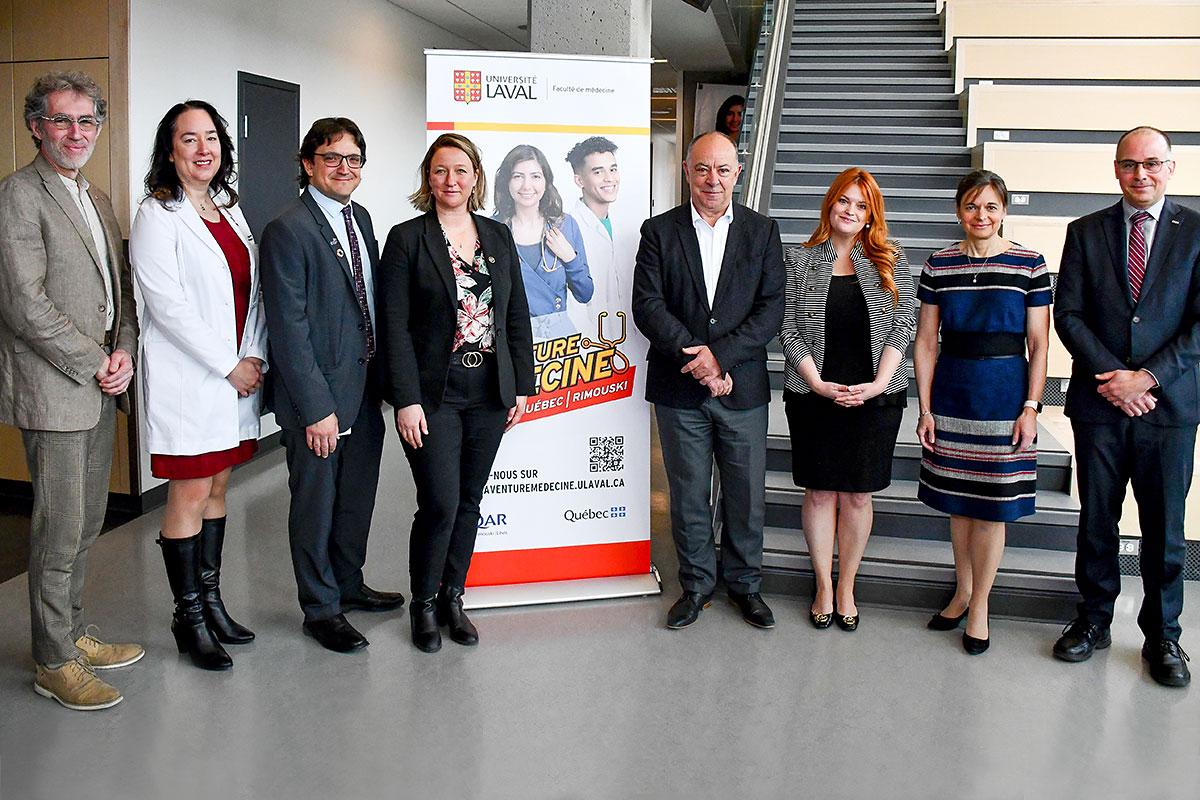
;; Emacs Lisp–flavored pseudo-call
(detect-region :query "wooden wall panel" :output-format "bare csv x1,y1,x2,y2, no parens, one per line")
0,63,13,179
0,0,13,63
12,0,107,61
11,58,111,197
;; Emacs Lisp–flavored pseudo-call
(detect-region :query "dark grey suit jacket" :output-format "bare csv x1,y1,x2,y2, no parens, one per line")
631,202,784,410
259,191,381,430
1054,198,1200,426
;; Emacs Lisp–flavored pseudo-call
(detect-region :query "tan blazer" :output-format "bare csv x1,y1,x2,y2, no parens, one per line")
0,154,138,431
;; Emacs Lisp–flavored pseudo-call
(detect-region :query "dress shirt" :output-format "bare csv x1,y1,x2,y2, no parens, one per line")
1123,196,1165,266
307,185,375,323
691,200,734,309
60,173,114,329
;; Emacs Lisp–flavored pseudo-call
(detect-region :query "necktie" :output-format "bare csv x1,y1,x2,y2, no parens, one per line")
1128,210,1151,304
341,205,375,359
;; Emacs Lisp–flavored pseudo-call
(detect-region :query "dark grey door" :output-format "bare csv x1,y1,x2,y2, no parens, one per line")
237,72,300,240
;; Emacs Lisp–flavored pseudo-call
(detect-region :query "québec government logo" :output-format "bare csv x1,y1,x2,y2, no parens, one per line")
453,70,482,104
563,506,626,523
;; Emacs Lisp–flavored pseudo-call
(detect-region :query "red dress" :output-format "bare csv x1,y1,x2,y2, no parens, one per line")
150,214,258,480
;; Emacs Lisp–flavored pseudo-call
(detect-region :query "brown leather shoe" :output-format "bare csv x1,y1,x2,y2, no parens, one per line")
75,626,145,670
34,658,123,711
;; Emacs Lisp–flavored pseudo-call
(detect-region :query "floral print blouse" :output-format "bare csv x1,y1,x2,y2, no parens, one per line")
445,231,495,353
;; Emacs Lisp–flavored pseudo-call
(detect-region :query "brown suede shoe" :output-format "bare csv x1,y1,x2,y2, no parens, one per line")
34,658,123,711
75,626,145,670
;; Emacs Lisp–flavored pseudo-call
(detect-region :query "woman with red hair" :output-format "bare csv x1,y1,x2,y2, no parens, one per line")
779,168,916,631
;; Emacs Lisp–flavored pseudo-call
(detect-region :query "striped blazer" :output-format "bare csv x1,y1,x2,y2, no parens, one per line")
779,239,916,395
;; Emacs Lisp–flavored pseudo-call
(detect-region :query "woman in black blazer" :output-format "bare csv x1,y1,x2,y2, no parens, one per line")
379,133,536,653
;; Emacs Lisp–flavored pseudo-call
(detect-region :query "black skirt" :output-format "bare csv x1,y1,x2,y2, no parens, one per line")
785,392,904,493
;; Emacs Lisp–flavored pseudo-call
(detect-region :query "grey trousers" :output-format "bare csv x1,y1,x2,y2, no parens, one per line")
655,399,768,595
21,396,116,668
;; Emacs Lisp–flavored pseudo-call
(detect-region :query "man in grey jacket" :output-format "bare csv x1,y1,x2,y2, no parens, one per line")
0,72,142,711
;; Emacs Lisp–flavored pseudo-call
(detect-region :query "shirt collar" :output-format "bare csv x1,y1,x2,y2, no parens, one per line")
59,172,87,192
690,199,734,229
1123,196,1166,223
308,184,351,216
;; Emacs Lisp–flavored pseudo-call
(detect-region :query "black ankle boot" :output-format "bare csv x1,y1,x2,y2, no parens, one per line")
199,517,255,644
437,586,479,646
410,596,442,653
158,533,233,671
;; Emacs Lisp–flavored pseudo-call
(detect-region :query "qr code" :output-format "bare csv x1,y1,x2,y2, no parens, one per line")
589,435,624,473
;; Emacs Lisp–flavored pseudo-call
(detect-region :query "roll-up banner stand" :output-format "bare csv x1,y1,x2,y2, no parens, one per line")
425,50,660,608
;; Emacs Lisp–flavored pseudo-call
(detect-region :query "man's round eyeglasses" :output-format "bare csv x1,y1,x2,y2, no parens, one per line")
1117,159,1172,174
39,114,100,132
314,152,365,169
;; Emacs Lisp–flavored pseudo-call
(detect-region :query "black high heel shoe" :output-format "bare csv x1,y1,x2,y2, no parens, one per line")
962,631,990,655
835,604,859,632
927,607,969,631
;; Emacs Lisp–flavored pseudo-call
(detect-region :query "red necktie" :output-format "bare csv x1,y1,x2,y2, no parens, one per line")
1128,210,1150,303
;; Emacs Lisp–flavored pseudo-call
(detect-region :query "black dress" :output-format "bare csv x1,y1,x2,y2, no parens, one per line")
785,274,905,493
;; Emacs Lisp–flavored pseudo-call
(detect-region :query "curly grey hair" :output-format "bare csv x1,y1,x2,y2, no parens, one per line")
23,71,108,148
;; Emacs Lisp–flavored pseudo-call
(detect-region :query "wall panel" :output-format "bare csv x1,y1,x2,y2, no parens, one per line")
12,0,107,61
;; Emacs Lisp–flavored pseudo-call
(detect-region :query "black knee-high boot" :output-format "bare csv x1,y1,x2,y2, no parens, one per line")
199,517,255,644
158,533,233,671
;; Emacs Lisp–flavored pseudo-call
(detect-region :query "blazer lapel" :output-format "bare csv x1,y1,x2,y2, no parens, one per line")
421,211,458,309
1100,201,1132,307
301,191,356,288
710,210,745,309
674,206,710,313
1135,199,1182,304
475,214,509,308
35,156,104,274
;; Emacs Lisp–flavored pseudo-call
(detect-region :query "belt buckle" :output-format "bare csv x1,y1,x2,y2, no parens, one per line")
460,351,484,369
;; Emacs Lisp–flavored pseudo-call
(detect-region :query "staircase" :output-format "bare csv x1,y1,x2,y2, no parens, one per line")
732,0,1081,623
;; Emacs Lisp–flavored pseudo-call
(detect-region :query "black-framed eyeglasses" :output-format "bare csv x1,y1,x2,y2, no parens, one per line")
1117,158,1172,174
314,152,365,169
39,114,101,132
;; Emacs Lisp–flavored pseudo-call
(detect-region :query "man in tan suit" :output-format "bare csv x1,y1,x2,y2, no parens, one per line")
0,72,141,710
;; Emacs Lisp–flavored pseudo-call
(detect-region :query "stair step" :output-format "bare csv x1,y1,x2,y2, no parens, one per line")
785,91,958,102
790,36,945,47
782,62,951,73
788,49,948,60
775,162,966,175
779,124,963,136
794,12,941,23
788,76,953,87
795,3,938,11
784,107,961,119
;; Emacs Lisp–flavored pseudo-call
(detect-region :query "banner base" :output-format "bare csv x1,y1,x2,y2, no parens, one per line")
463,565,662,610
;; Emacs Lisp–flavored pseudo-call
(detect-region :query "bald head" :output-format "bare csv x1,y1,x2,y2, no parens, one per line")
686,130,738,166
684,131,742,224
1115,126,1175,209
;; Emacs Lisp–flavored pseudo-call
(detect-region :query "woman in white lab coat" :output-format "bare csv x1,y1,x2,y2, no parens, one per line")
130,100,266,671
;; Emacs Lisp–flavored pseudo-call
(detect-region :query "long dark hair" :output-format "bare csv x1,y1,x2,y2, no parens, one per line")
492,144,563,224
144,100,238,207
715,94,745,137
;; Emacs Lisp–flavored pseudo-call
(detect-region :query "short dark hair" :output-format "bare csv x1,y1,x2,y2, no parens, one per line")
1117,125,1173,152
492,143,563,224
144,100,238,207
714,94,745,136
298,117,366,188
955,169,1008,209
24,71,107,149
566,136,618,174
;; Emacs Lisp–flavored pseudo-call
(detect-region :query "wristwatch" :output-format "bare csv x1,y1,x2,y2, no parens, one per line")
1023,400,1043,413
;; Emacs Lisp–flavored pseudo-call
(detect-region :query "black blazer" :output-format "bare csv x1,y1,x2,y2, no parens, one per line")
632,202,785,410
1054,198,1200,426
259,191,381,430
378,210,535,412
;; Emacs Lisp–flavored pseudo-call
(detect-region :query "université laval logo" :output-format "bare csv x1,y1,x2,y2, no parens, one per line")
453,70,482,104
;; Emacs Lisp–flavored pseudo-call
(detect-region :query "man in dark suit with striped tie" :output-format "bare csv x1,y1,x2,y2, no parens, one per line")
1053,126,1200,687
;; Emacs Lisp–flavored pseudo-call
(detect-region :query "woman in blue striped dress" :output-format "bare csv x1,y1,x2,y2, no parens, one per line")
914,170,1051,654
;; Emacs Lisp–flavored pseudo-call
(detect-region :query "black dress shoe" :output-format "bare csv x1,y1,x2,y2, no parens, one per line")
810,609,833,629
1142,639,1191,687
1052,618,1111,662
436,587,479,646
341,584,406,612
835,605,859,632
410,596,442,653
666,591,713,629
927,607,968,631
962,631,990,655
303,613,368,653
729,592,775,629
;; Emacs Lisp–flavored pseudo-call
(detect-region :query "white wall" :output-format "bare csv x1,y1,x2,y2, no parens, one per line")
128,0,469,493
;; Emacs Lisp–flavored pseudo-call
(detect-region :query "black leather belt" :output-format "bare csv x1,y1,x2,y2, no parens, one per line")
450,350,494,369
940,331,1025,358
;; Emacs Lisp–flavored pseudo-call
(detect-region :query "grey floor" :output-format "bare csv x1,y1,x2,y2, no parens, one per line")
1,434,1198,800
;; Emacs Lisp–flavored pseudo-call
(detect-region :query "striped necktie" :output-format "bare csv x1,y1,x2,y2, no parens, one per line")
1128,210,1151,303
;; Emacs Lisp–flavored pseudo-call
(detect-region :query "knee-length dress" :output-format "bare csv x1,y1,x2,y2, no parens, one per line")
916,243,1051,522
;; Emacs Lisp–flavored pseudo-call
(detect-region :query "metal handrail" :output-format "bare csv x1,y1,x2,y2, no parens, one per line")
741,0,792,213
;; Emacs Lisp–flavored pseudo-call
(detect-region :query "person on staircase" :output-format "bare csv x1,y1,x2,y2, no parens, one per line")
914,170,1051,655
779,168,915,633
131,101,267,670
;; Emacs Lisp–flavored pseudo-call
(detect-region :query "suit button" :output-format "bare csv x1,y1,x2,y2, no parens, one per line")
1132,316,1140,324
357,358,366,365
709,318,717,325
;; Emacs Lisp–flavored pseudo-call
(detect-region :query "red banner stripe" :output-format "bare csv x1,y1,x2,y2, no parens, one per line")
427,121,455,130
466,540,651,586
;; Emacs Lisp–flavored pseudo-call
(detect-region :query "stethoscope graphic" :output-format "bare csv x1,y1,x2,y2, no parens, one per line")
579,311,631,374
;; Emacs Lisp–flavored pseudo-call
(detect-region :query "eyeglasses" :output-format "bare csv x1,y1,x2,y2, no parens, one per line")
1117,159,1172,174
39,114,100,132
313,152,365,169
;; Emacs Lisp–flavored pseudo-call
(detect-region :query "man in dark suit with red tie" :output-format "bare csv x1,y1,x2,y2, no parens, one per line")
1053,126,1200,687
260,118,404,654
632,131,784,630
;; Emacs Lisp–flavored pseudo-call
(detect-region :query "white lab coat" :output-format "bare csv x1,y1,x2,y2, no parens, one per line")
130,195,267,455
567,198,633,337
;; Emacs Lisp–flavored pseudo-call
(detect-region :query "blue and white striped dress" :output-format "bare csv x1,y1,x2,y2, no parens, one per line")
916,244,1052,522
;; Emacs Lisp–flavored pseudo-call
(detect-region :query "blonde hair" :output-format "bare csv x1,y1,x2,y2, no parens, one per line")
409,133,487,212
